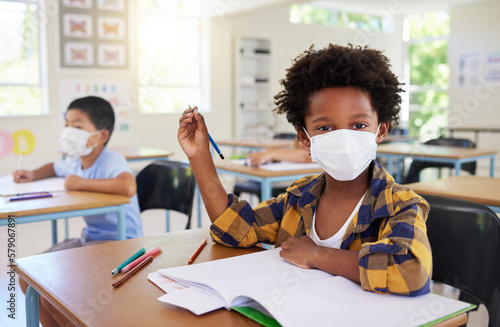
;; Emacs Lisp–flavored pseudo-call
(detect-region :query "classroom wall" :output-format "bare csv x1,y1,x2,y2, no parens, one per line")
0,2,223,177
210,5,406,135
2,1,499,177
448,0,500,172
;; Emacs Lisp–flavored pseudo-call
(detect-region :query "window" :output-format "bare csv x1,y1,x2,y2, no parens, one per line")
137,0,208,114
289,3,392,33
0,0,46,116
404,11,449,139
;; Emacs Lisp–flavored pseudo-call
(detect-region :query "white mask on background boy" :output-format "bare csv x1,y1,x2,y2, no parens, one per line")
304,124,380,181
60,127,100,157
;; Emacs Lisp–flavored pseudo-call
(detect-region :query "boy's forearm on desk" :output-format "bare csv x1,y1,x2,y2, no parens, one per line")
32,163,56,180
313,247,361,283
67,173,136,197
189,153,228,223
272,148,312,163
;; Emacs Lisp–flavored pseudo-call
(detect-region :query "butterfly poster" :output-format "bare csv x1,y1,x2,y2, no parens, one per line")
64,42,94,66
98,44,125,67
63,14,93,38
97,0,125,12
59,0,129,69
62,0,92,9
97,17,125,40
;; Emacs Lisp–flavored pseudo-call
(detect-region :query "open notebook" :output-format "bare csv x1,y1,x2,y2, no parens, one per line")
0,175,66,197
149,248,475,327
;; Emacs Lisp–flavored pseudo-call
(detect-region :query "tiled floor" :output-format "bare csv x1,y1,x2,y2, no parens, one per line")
0,172,490,326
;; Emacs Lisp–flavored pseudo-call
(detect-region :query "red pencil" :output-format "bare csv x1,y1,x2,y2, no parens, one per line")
112,256,153,288
121,246,162,273
188,238,207,264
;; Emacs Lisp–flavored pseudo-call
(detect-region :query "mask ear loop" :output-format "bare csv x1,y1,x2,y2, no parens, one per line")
88,130,103,150
375,123,382,143
302,127,313,158
303,127,312,140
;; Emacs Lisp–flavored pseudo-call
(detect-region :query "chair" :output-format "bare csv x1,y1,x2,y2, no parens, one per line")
422,194,500,327
136,161,196,232
404,137,476,183
232,133,297,202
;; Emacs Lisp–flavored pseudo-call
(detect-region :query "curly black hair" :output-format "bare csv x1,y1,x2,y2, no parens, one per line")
274,44,403,131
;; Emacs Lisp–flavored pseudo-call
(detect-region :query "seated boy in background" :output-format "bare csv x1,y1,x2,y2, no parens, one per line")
13,95,143,249
178,44,432,296
14,95,143,327
245,135,312,168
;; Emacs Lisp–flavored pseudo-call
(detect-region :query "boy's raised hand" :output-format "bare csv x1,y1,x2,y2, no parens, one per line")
178,106,211,160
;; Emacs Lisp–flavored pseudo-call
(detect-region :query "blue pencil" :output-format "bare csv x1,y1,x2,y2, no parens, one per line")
189,105,224,160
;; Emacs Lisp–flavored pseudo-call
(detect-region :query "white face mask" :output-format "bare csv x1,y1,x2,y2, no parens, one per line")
60,127,100,157
304,124,380,181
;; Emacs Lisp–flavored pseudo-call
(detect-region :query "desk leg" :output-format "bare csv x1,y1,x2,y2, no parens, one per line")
166,211,170,232
196,183,202,228
26,285,39,327
386,158,396,183
261,180,272,200
395,159,402,184
491,156,495,177
65,218,69,239
454,162,461,176
117,205,126,240
51,220,58,245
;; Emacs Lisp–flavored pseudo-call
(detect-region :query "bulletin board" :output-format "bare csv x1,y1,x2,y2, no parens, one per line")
58,0,129,70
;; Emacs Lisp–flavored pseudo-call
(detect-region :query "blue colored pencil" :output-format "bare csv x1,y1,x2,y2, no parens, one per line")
189,105,224,160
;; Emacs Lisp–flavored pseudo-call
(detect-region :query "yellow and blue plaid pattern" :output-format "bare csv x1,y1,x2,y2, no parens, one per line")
210,161,431,296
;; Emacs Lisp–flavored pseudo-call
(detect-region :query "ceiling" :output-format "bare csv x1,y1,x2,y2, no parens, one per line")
207,0,487,17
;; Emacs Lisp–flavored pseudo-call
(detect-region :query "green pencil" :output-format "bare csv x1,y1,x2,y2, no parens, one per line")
111,247,146,276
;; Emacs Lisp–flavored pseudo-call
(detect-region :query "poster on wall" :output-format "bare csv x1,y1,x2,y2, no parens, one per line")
97,0,125,12
64,42,94,66
485,51,500,85
62,0,92,9
59,0,129,69
59,81,132,134
457,51,481,89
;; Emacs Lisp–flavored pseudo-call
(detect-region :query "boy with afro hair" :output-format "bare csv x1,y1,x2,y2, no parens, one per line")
178,44,431,296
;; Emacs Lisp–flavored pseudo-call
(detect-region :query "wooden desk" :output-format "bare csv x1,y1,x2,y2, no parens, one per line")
15,229,467,327
214,160,323,199
16,229,264,327
381,134,418,144
406,175,500,212
108,145,173,162
215,139,293,151
0,191,130,242
377,142,497,183
440,125,500,144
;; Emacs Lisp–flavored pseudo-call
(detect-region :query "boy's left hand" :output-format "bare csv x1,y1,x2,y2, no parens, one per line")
279,236,321,269
64,175,83,190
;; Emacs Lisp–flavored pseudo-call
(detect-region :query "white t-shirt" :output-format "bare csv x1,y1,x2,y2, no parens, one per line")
309,190,368,249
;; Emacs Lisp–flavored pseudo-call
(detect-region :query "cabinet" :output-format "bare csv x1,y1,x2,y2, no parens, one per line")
234,36,274,139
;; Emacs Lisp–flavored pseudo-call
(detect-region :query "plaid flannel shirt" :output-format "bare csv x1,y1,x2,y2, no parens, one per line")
210,161,432,296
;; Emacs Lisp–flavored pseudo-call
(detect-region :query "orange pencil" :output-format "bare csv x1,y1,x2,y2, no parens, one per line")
188,238,207,264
